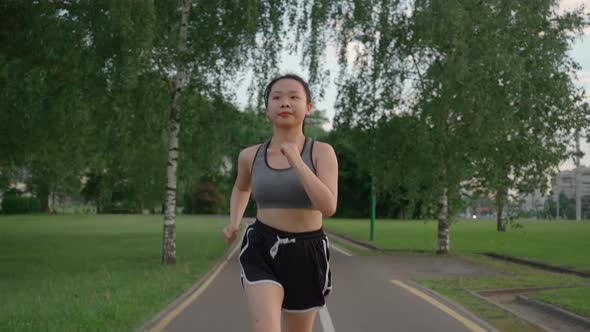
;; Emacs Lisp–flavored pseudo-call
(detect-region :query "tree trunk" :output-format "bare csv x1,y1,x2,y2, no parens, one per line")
436,102,451,254
437,167,450,254
496,189,507,231
162,0,190,265
496,203,505,231
51,190,57,214
38,181,50,213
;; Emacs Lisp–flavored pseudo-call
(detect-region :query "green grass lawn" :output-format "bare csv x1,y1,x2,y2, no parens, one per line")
324,218,590,272
528,287,590,318
0,214,229,331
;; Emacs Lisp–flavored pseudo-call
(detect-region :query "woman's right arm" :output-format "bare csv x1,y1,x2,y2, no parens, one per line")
223,146,256,244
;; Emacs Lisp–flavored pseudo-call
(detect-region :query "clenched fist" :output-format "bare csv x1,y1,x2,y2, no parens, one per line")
222,224,239,245
280,142,302,166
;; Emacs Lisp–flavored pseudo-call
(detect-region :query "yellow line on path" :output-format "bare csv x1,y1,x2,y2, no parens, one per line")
150,243,240,332
390,280,487,332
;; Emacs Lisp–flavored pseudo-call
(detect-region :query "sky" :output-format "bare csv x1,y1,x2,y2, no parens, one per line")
553,0,589,170
233,0,589,170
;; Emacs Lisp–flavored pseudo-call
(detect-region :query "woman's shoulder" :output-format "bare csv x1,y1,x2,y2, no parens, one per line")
238,142,265,162
311,139,335,153
310,140,336,165
244,141,266,152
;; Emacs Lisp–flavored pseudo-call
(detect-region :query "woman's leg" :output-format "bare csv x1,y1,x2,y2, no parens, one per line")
244,282,284,332
282,309,318,332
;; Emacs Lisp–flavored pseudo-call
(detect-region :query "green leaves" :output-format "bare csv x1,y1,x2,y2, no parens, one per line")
1,0,586,222
329,0,587,223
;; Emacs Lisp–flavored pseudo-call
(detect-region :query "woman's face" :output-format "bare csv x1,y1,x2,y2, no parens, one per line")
266,78,312,129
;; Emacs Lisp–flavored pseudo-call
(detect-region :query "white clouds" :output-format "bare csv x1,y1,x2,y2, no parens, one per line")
404,5,413,18
324,44,339,64
346,41,369,66
560,0,589,101
558,0,587,13
579,71,590,85
559,0,589,36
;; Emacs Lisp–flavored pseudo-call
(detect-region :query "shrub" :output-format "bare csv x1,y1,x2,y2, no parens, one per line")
1,196,41,214
183,182,227,214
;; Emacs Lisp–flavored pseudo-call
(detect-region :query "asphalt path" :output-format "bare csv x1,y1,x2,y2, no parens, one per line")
143,234,498,332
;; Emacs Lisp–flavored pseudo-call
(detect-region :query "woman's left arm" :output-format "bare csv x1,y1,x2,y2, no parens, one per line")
289,142,338,216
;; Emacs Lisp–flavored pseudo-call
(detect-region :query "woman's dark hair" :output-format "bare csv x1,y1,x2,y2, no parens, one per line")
263,74,312,108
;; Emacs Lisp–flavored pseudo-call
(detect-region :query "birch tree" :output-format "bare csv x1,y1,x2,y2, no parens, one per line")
466,0,589,231
153,0,300,263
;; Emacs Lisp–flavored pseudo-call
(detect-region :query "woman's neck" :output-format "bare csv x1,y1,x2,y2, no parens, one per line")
270,128,305,147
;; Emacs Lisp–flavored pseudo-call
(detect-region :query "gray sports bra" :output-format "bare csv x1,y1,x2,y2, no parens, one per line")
250,137,317,210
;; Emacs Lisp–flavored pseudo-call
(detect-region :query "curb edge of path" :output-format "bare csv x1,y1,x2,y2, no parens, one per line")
481,252,590,279
515,294,590,330
325,229,433,254
324,229,383,251
134,226,247,332
404,280,501,332
468,289,556,332
327,229,590,280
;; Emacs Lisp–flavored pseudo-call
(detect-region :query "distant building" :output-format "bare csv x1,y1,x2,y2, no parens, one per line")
550,166,590,218
519,190,546,214
552,166,590,200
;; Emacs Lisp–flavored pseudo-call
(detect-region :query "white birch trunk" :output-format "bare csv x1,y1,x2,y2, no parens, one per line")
162,0,190,264
496,187,507,232
437,167,450,254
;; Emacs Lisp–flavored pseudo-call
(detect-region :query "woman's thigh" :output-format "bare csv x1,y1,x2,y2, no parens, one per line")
282,309,318,332
244,282,284,332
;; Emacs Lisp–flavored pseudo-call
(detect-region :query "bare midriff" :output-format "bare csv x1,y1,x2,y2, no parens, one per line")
256,208,323,233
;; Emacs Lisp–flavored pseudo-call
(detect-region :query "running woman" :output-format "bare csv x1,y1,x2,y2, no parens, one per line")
222,74,339,332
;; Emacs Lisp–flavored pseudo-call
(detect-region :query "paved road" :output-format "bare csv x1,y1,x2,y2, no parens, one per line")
150,239,498,332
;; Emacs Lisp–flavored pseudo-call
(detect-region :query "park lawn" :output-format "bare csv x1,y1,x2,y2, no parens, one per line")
0,214,229,332
528,287,590,318
418,254,590,331
324,219,590,272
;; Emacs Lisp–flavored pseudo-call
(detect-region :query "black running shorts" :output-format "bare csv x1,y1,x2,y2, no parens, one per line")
239,219,332,312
